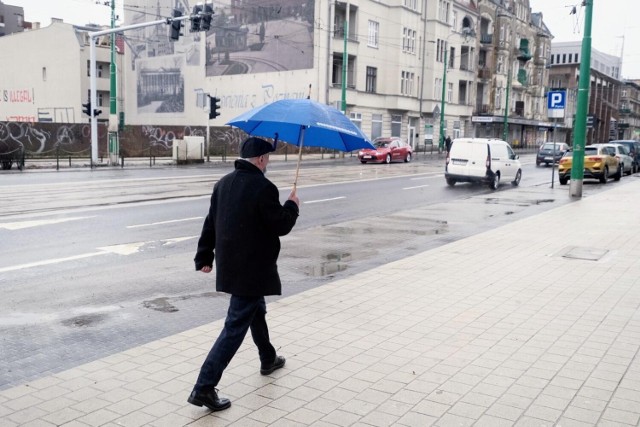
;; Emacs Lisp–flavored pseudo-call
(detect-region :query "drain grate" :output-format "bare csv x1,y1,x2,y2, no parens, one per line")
559,246,609,261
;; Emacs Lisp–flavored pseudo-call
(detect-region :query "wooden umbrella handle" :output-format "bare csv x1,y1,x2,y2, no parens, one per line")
293,127,306,189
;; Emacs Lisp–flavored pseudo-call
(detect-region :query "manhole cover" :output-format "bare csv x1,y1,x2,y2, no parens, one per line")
560,246,608,261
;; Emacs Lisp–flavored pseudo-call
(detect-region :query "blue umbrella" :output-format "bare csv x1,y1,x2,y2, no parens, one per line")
227,98,374,187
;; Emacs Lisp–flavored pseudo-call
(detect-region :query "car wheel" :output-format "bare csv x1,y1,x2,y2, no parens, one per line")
446,178,456,187
360,160,367,164
559,177,568,185
614,164,622,181
405,153,412,163
600,166,609,183
489,173,500,190
511,169,522,186
536,161,541,166
385,154,391,164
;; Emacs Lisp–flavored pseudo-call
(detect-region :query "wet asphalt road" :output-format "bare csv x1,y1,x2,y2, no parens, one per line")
0,154,624,389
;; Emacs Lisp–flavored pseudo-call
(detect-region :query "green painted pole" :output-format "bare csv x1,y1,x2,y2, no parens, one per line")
341,20,348,113
108,0,119,163
570,0,593,198
503,69,511,141
439,48,448,152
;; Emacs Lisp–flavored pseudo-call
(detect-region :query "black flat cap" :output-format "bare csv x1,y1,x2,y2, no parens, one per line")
240,137,276,158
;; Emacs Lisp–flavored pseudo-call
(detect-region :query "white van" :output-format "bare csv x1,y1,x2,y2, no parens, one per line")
445,138,522,189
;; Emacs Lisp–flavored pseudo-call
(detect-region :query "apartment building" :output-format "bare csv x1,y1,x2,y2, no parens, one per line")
617,80,640,140
472,0,553,147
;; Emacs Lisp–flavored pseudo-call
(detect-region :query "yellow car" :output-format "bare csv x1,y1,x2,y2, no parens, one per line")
558,144,622,185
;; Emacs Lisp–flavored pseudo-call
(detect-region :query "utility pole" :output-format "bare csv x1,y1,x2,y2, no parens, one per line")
503,68,511,141
341,19,348,113
439,47,448,153
108,0,118,165
570,0,594,198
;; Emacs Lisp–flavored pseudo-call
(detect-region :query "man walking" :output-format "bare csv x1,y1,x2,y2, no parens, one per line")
188,137,300,411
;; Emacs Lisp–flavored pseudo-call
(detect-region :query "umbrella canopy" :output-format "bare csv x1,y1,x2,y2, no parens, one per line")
226,98,374,152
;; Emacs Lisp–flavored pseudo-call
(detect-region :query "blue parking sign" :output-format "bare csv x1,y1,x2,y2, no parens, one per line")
547,90,566,118
547,90,566,109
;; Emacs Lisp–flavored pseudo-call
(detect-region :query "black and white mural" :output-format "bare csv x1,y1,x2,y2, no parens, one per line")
205,0,315,76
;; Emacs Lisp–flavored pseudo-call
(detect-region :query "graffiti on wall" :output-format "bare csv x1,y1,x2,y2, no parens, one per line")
1,89,35,103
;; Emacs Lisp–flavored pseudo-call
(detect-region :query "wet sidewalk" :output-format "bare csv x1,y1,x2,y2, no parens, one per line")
1,179,639,426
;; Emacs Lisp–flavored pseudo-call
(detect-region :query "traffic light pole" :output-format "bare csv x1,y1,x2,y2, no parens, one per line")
88,14,194,165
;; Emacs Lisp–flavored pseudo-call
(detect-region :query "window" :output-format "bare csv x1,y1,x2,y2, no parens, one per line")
401,71,414,96
371,114,383,139
366,67,377,93
403,0,417,10
368,20,379,47
42,67,47,81
98,92,104,107
436,39,447,63
562,54,566,64
391,114,402,137
403,28,416,53
349,112,362,129
449,47,455,68
495,87,502,107
452,11,458,30
98,64,103,78
497,55,504,74
434,78,442,101
447,82,453,102
438,0,450,23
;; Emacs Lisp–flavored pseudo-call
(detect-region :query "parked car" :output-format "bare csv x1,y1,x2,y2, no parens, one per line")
536,142,570,166
603,143,634,176
358,137,413,164
609,140,640,173
557,144,621,185
445,138,522,190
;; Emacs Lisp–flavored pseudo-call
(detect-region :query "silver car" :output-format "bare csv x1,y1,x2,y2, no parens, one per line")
603,143,634,176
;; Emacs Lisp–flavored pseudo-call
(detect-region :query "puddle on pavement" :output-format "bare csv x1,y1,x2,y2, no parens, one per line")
142,292,221,313
307,251,351,277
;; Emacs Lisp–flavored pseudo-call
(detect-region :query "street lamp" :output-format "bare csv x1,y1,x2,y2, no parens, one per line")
438,28,474,152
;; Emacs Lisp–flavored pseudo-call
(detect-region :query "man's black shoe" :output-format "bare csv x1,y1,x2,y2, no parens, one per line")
187,389,231,411
261,355,286,375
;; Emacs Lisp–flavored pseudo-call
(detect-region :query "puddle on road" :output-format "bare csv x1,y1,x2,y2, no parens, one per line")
62,313,106,328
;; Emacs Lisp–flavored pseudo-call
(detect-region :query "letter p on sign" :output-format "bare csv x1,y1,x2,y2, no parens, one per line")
547,90,566,118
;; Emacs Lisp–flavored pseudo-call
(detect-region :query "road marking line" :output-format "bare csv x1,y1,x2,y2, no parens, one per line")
0,216,95,230
403,185,430,190
304,196,346,204
0,252,105,273
127,217,204,229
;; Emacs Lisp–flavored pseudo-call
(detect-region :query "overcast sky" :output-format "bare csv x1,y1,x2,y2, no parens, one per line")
14,0,640,79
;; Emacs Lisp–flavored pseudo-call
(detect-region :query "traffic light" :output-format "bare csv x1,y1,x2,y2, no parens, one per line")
191,5,203,32
93,108,102,117
170,9,182,41
209,96,221,120
201,4,213,31
82,101,92,116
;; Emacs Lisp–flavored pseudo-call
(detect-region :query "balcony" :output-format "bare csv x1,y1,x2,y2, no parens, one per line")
517,69,527,86
620,107,632,115
475,104,492,115
478,68,491,80
517,39,532,62
480,33,492,44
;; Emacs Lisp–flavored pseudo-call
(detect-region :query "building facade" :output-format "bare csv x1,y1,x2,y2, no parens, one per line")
548,41,622,145
0,20,116,123
472,0,553,148
618,80,640,140
0,0,24,37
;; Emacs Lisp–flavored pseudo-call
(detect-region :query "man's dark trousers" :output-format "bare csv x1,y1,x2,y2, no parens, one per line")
194,295,276,392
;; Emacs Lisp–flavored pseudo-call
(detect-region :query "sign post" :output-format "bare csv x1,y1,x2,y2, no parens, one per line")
547,90,566,188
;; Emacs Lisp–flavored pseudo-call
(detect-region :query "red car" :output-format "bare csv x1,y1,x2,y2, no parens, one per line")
358,137,413,164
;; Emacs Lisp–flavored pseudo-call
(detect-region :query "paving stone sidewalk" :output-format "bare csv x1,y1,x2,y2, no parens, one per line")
1,180,639,427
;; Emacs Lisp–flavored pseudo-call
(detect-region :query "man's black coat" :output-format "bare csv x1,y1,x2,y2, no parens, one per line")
194,159,299,297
